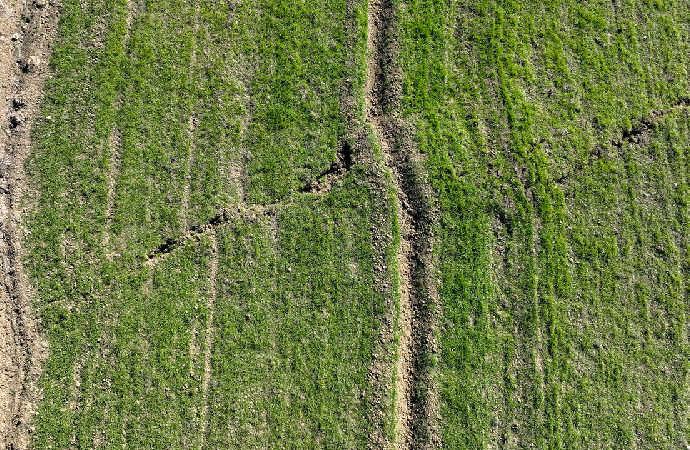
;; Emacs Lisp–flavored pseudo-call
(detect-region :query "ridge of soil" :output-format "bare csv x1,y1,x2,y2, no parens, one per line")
0,0,61,447
364,0,440,448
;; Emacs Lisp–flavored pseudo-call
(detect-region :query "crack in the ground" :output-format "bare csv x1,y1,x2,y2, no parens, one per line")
299,141,353,193
146,204,273,261
146,141,353,262
554,98,690,186
365,0,440,448
611,98,690,149
0,1,437,447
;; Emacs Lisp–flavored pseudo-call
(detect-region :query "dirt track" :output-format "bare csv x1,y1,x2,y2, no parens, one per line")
0,0,60,448
364,0,440,447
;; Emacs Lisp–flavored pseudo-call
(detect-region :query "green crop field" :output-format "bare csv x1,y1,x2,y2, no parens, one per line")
398,0,689,447
0,0,686,448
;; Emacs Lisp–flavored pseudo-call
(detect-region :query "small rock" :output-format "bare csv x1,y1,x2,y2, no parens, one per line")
27,55,41,70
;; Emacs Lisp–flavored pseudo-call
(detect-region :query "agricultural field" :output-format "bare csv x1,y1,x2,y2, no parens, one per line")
399,0,690,447
0,0,687,449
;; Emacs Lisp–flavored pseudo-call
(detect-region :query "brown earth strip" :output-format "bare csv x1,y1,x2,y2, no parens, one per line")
0,0,61,447
335,1,400,447
104,127,122,256
123,0,137,43
0,2,24,442
67,355,85,447
364,0,440,448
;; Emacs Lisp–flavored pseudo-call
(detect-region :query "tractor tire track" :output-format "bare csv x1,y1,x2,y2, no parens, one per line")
104,127,122,257
364,0,440,448
181,3,201,234
199,230,218,447
104,0,140,257
0,0,61,447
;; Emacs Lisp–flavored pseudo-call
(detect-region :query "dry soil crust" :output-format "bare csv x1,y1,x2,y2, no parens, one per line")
0,0,60,448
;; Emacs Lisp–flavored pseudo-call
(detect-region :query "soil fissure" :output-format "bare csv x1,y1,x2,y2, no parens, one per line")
147,144,352,263
612,98,690,149
299,141,353,194
146,203,282,262
556,99,690,185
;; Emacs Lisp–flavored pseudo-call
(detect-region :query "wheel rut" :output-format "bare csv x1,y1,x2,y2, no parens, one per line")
181,3,201,234
364,0,440,448
0,1,440,448
104,0,140,257
199,230,218,447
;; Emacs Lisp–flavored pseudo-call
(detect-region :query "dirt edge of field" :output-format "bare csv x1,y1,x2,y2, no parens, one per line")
364,0,441,448
0,0,61,447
